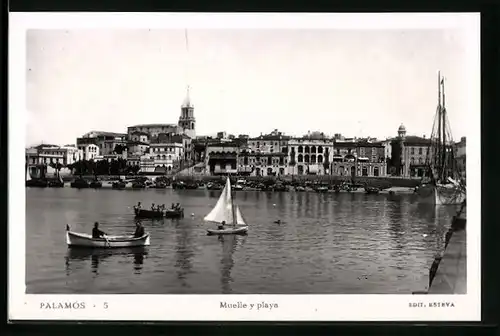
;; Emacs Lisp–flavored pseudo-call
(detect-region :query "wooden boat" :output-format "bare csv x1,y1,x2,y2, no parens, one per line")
365,186,380,194
133,207,184,219
132,181,146,189
164,208,184,218
70,177,90,189
112,181,127,189
90,180,102,188
66,225,150,248
26,165,48,187
134,208,164,219
417,72,466,205
204,176,248,235
48,171,65,188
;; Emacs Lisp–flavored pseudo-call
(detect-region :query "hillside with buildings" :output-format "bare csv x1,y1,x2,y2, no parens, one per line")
25,90,466,182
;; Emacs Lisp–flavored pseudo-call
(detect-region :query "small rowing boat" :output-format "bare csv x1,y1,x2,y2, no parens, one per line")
133,207,184,219
66,225,150,248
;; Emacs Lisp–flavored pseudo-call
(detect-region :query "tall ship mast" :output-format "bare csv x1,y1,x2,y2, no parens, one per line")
417,72,466,205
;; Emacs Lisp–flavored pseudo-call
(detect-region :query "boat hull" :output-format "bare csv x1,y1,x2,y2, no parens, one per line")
207,226,248,235
417,184,465,205
66,231,150,248
134,208,184,219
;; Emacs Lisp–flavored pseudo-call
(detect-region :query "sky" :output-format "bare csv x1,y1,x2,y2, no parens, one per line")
26,28,471,146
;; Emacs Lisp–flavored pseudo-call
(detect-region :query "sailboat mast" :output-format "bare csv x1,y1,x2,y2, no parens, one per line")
436,71,442,181
230,175,237,227
441,77,447,182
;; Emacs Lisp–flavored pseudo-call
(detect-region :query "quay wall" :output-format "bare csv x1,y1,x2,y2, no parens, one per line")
416,202,467,294
61,174,421,188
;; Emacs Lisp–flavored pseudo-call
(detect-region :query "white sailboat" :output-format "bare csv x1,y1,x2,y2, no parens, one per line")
204,177,248,235
417,72,466,206
26,165,32,181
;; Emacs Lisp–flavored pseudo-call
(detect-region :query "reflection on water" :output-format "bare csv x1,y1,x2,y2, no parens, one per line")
26,188,458,294
65,247,149,275
218,234,246,294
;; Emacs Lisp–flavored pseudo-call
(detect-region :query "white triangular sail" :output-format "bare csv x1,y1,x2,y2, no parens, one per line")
26,166,31,181
204,177,234,224
235,205,246,225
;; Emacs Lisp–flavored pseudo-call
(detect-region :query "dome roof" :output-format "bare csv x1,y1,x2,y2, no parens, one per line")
398,124,406,132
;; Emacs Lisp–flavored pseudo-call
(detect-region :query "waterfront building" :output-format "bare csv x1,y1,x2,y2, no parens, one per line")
241,129,290,176
389,124,431,178
79,144,100,161
330,138,387,177
205,142,241,175
25,144,83,177
76,131,127,156
288,131,333,176
126,88,196,164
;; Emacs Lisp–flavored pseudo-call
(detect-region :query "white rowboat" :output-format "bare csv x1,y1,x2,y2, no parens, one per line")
66,230,150,248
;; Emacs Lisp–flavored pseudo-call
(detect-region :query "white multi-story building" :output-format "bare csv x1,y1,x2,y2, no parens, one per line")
78,144,100,161
139,142,184,173
287,132,334,176
26,144,83,177
26,144,83,166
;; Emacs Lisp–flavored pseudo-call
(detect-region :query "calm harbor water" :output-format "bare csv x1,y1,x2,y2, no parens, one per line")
26,188,459,294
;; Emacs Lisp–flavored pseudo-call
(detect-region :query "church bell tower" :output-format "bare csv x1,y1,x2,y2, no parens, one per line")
178,86,196,139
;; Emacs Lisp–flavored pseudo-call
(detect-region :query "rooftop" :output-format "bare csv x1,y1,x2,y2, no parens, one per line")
128,124,179,129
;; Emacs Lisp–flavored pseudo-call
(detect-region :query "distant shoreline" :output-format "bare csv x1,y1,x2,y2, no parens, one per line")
48,174,421,188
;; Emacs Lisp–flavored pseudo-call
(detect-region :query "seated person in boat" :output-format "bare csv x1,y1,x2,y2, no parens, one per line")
135,201,142,210
175,202,181,210
171,203,175,209
92,222,106,239
151,203,155,211
134,221,145,238
218,220,226,230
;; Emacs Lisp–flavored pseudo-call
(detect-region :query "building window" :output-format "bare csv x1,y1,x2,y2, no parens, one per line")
305,146,310,154
318,146,323,153
318,155,323,163
304,155,310,163
298,146,303,153
298,154,303,163
311,146,316,154
411,147,415,154
419,147,423,155
311,155,316,164
374,167,379,176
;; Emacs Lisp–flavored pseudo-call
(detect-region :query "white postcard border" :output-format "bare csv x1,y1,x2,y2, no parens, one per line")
9,12,481,321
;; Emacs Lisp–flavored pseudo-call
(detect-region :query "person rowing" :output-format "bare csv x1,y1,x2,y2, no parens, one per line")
133,221,145,238
92,221,106,239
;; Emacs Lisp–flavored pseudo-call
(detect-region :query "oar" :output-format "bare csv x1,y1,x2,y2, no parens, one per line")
103,234,111,248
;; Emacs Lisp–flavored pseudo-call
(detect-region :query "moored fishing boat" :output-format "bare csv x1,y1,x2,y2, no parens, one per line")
205,176,248,235
65,225,150,248
26,165,48,187
48,170,65,188
417,72,466,206
112,180,127,189
365,186,380,194
70,177,90,189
